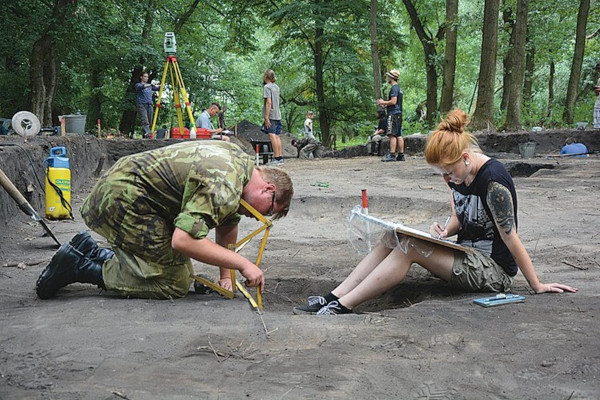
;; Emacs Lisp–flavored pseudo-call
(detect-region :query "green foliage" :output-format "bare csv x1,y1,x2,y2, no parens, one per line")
261,0,380,144
0,0,597,135
334,135,367,150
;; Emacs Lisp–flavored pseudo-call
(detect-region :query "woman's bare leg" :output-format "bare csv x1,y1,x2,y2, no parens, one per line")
338,236,457,310
331,242,393,298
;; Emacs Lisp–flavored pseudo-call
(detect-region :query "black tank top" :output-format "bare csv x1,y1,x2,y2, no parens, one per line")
449,159,518,276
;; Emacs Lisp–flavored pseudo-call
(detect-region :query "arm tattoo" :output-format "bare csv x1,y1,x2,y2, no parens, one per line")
486,181,515,235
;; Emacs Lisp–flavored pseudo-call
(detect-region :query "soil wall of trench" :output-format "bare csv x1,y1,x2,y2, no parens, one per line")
1,129,598,228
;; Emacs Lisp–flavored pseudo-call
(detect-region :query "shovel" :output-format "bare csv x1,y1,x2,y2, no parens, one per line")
0,166,61,247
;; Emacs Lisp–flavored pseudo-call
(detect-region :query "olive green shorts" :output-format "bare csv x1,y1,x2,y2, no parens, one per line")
447,250,514,292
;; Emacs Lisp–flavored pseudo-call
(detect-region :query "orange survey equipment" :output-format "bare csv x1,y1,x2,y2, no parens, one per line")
196,128,211,139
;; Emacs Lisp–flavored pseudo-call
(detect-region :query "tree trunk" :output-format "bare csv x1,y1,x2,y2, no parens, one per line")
314,21,330,147
471,0,500,131
43,47,60,127
504,0,528,131
174,0,201,34
118,70,143,135
440,0,458,114
562,0,590,124
547,61,555,118
500,7,515,112
402,0,438,126
29,0,75,126
30,36,60,126
369,0,382,101
283,104,302,133
30,36,49,123
88,64,103,130
523,40,534,104
119,6,155,135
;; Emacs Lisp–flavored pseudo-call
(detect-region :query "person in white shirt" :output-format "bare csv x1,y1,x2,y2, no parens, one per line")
195,103,230,141
304,111,315,140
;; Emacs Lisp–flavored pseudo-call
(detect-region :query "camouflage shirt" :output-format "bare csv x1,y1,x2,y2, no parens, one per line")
82,141,254,253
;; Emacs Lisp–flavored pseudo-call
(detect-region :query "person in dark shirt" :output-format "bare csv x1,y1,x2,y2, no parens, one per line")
377,69,404,161
217,105,227,130
294,109,577,315
135,71,159,138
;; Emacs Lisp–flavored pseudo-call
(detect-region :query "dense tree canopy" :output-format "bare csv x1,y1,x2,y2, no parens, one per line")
1,0,599,140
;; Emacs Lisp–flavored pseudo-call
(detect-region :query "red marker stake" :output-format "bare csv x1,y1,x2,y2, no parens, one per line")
361,189,368,215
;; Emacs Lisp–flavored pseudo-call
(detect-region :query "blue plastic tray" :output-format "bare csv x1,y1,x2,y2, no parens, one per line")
473,294,526,307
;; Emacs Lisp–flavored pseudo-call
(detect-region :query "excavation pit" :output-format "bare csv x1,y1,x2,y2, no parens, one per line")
203,194,460,313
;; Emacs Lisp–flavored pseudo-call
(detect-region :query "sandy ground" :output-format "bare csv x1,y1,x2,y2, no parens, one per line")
1,146,600,399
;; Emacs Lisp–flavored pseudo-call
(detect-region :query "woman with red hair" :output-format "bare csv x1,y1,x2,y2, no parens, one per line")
295,109,577,315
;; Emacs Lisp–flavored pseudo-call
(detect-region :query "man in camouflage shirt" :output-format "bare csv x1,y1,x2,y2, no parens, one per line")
36,141,293,300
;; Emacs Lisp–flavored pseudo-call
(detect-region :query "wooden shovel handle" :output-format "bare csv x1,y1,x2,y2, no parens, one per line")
0,167,30,210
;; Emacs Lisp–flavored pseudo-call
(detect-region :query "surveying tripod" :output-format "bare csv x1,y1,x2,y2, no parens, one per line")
150,54,196,137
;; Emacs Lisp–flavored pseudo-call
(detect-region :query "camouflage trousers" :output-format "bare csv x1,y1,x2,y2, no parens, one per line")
102,249,194,299
81,177,194,299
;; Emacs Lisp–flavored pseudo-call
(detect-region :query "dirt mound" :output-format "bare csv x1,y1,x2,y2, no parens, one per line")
235,120,298,158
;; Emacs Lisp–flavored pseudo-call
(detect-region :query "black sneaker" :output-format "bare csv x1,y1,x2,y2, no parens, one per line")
316,300,346,315
396,153,405,161
292,295,327,315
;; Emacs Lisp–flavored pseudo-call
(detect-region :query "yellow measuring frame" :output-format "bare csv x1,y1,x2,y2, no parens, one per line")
191,199,272,310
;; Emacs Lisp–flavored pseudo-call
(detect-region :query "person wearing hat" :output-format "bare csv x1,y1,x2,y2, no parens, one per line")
377,69,405,161
594,62,600,129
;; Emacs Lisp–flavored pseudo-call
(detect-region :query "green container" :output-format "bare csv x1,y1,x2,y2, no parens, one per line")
519,142,536,159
